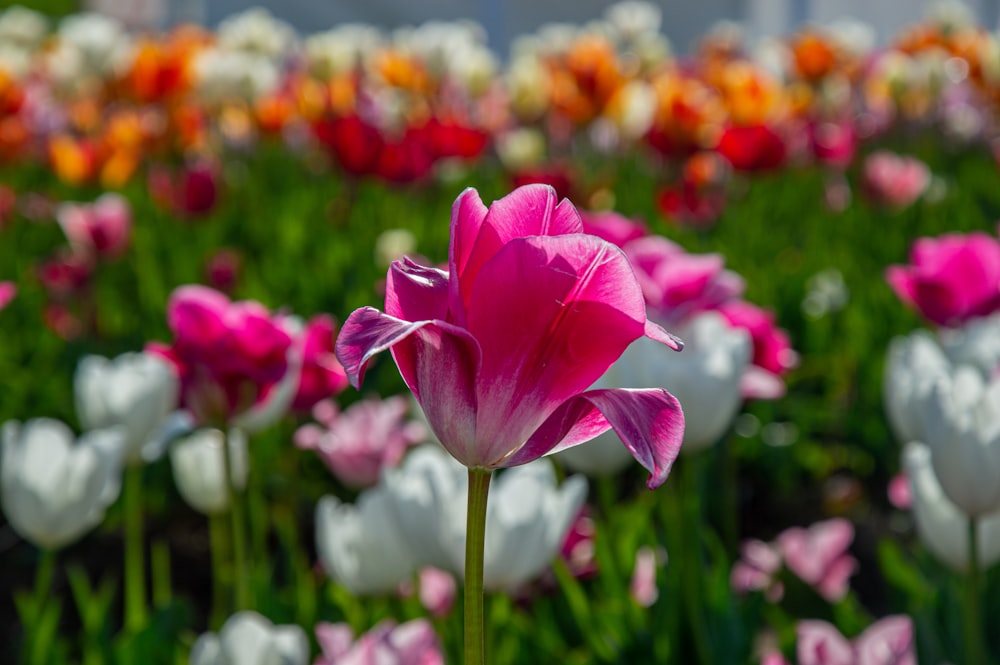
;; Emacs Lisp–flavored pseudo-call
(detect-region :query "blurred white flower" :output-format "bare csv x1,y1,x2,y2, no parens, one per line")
75,352,178,465
316,486,416,595
57,12,133,80
506,56,550,120
884,330,951,445
217,7,297,59
192,48,281,104
495,128,547,171
190,611,308,665
382,446,586,591
904,442,1000,571
802,269,849,319
918,366,1000,517
605,1,661,42
0,6,48,51
374,229,417,268
823,17,876,57
607,80,656,141
304,25,381,79
1,419,124,550
170,428,248,516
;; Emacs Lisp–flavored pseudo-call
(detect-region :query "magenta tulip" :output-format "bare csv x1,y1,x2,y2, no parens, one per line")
314,619,444,665
56,193,132,260
797,616,915,665
718,300,797,399
886,232,1000,327
862,151,929,209
336,185,685,488
291,315,349,412
778,518,857,602
580,210,649,248
0,281,15,311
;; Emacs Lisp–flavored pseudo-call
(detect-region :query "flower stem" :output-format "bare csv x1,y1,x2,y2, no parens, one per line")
464,468,492,665
30,549,56,665
209,511,230,628
123,465,146,633
224,429,250,610
965,517,986,665
680,457,712,665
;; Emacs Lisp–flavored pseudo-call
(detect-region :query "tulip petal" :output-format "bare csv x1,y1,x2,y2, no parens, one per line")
796,621,855,665
856,616,915,665
459,185,583,309
386,257,450,323
645,319,684,351
335,308,481,465
467,234,649,462
506,388,684,489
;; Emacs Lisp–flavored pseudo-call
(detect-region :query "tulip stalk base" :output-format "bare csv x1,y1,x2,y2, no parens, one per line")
965,517,987,665
224,430,250,611
123,465,146,633
464,468,492,665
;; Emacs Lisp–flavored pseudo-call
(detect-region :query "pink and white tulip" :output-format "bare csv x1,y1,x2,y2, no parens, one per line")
56,192,131,260
777,518,857,602
314,619,444,665
862,151,930,209
796,616,915,665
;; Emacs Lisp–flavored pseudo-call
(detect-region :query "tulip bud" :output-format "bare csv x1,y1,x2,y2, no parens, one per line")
170,428,248,516
190,611,308,665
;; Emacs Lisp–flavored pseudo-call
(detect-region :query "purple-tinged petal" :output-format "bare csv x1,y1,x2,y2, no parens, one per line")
506,388,684,489
334,307,481,465
458,185,583,310
315,622,355,661
856,616,915,665
466,234,648,463
386,257,450,323
645,319,684,351
448,188,488,321
796,621,855,665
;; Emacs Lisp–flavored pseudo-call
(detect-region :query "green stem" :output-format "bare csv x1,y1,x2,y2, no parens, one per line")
209,512,230,628
965,517,986,665
719,434,738,555
29,549,56,665
679,457,712,665
464,469,492,665
123,465,147,633
224,429,250,610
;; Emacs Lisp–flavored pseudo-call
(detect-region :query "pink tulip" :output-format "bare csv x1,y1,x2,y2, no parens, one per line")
810,121,856,170
561,509,598,578
887,472,912,510
149,285,296,428
418,567,456,618
37,250,93,298
862,151,930,209
291,315,349,412
204,248,242,293
886,232,1000,327
0,281,15,311
294,395,426,488
777,518,856,602
580,210,649,248
630,546,660,607
731,538,784,602
314,619,444,665
796,616,915,665
717,300,797,399
56,193,132,260
336,185,685,488
624,235,745,326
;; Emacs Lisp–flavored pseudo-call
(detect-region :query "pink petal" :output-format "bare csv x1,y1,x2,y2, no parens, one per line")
507,388,684,489
334,307,482,466
458,185,583,310
0,281,16,311
856,615,916,665
448,188,489,319
465,235,647,463
645,319,684,351
796,620,856,665
386,257,450,323
817,554,857,602
315,622,356,660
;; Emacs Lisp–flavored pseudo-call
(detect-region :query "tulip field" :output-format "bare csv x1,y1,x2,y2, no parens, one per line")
5,2,1000,664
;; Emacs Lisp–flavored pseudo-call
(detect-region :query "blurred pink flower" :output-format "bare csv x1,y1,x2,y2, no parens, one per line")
561,509,597,578
0,281,15,311
418,567,456,618
580,210,649,248
777,518,857,602
731,538,784,602
37,250,93,299
149,285,297,429
291,315,349,412
862,151,930,209
888,472,912,510
624,235,745,326
629,546,660,607
796,616,915,665
56,193,131,260
204,248,242,293
335,185,685,488
810,121,856,170
314,619,444,665
294,395,426,488
718,300,798,399
886,232,1000,327
149,160,220,218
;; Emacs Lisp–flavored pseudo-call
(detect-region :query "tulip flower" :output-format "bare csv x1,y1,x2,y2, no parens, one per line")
883,330,950,445
418,567,456,618
579,209,648,248
777,518,857,602
916,366,1000,517
295,396,426,488
1,419,124,550
886,232,1000,327
715,124,786,171
796,616,915,665
939,312,1000,375
730,538,784,601
314,619,444,665
862,151,930,209
904,442,1000,572
315,487,417,595
0,280,15,311
190,611,308,665
335,184,684,487
717,300,798,399
629,545,660,607
290,315,349,412
170,428,248,516
56,192,132,260
74,352,179,465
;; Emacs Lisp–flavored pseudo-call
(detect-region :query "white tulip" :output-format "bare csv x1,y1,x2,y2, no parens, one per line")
383,446,586,591
605,1,661,42
75,352,178,464
316,487,416,595
190,611,308,665
919,366,1000,517
940,312,1000,376
1,419,124,550
216,7,297,59
904,442,1000,572
883,330,951,445
170,429,248,516
0,6,48,51
57,12,132,79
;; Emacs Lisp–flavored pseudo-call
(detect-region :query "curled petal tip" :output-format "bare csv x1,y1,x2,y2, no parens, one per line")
645,319,683,351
